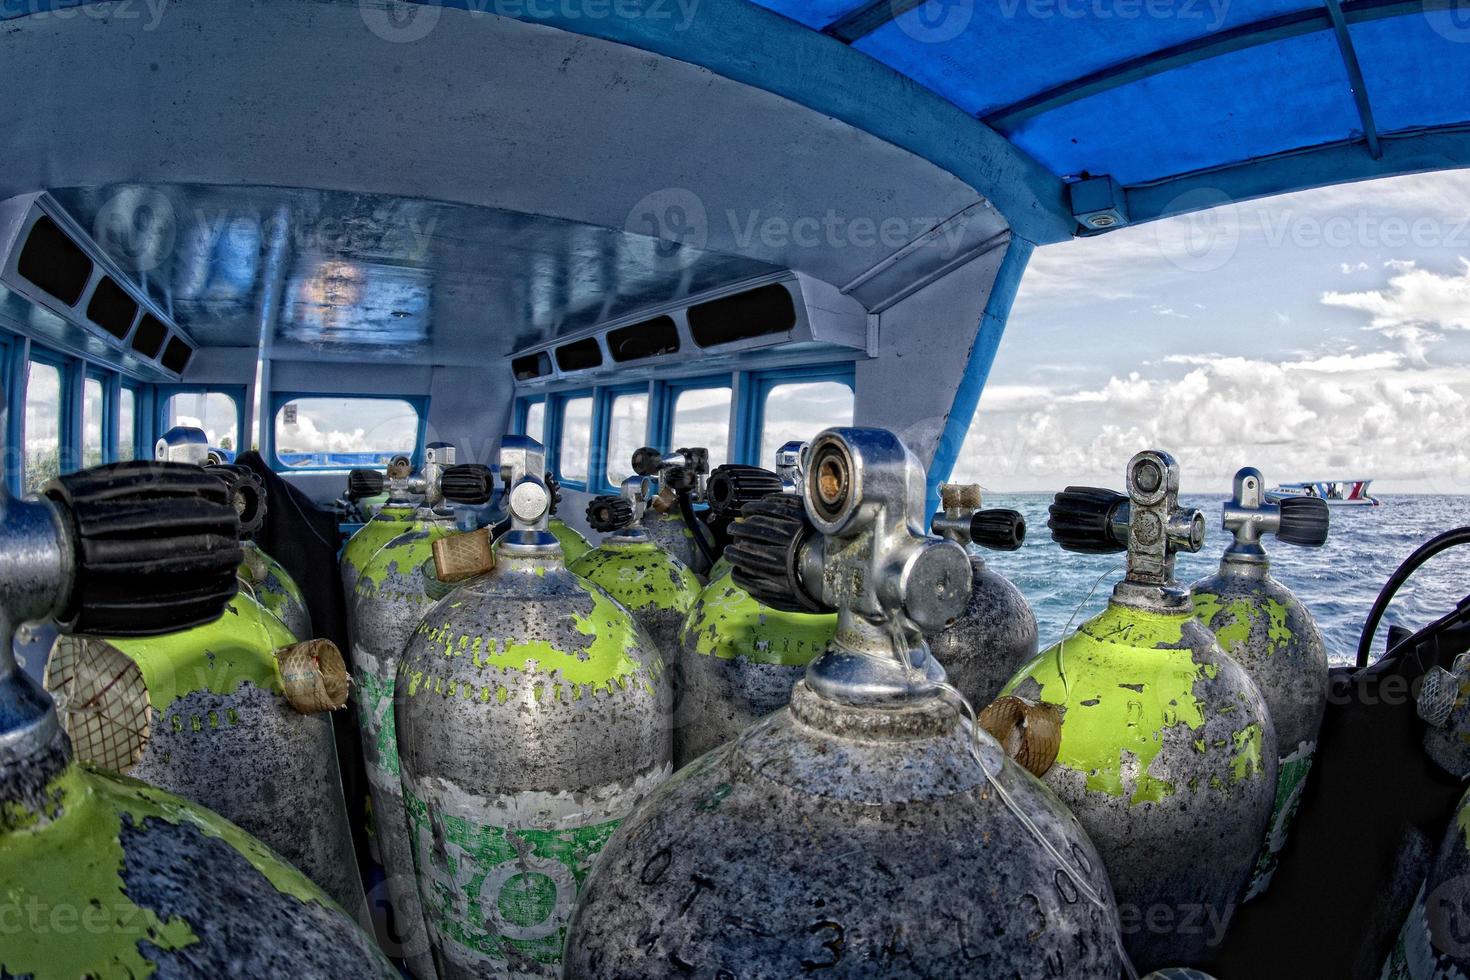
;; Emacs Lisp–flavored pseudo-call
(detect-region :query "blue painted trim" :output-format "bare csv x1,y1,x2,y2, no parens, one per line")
822,0,923,43
547,389,596,491
118,380,141,462
25,347,79,479
1322,0,1382,160
153,384,249,462
660,374,734,458
1,334,20,496
925,237,1034,516
735,364,856,467
593,383,652,492
264,391,428,472
390,0,1075,244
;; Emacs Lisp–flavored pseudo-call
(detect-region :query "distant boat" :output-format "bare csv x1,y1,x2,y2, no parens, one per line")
1266,479,1381,507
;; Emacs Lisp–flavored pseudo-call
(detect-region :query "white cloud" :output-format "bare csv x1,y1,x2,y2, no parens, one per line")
1341,262,1369,274
1321,258,1470,362
276,413,372,454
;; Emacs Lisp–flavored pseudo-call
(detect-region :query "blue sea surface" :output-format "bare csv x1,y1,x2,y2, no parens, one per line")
978,493,1470,666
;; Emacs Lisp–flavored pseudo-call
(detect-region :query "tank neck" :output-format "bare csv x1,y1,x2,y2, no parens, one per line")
789,677,956,740
495,539,565,569
803,609,946,707
601,528,654,547
1218,551,1271,580
1109,580,1194,615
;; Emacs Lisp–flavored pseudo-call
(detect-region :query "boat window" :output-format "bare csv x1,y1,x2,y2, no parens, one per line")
23,361,63,495
558,396,593,484
163,391,238,459
117,387,137,462
760,381,853,466
523,401,546,446
81,376,105,468
671,386,731,470
605,392,649,487
273,396,418,469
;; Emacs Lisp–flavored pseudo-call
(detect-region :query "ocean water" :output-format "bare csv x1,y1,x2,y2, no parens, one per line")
978,493,1470,666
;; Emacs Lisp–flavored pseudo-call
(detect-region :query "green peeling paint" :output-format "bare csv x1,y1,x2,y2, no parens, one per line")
1004,602,1209,805
1193,592,1294,659
407,578,655,695
342,510,418,576
355,523,455,593
550,520,590,564
403,787,619,967
104,593,294,719
1231,723,1265,782
0,763,332,979
568,540,700,614
684,570,835,667
241,545,307,627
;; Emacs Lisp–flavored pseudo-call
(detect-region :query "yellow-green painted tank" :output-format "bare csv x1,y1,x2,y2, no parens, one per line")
551,517,591,563
45,593,365,917
673,567,836,767
570,533,701,673
341,503,419,599
240,540,312,639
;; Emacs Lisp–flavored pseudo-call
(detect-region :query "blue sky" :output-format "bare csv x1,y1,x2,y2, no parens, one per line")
952,168,1470,494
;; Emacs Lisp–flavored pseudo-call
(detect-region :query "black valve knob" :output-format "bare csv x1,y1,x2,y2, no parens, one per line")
1049,487,1129,554
727,494,823,614
209,464,267,539
971,508,1026,552
1277,495,1330,547
587,495,634,533
442,464,494,505
543,471,563,516
44,462,243,636
348,469,385,499
706,465,784,519
631,447,664,478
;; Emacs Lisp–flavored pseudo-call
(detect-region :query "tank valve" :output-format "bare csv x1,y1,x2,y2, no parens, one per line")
440,464,495,505
347,468,385,500
774,440,809,493
208,464,268,538
728,428,972,705
1048,450,1206,591
706,465,784,520
931,483,1026,552
633,446,710,499
1221,466,1330,558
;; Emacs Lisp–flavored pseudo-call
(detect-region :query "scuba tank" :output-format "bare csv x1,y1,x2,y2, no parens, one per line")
1,460,395,977
210,460,314,639
47,427,367,915
544,470,592,563
565,427,1127,978
349,443,494,978
1191,467,1331,899
395,439,672,979
672,448,834,768
341,453,425,599
1004,450,1278,970
572,478,701,669
926,482,1038,706
630,445,719,578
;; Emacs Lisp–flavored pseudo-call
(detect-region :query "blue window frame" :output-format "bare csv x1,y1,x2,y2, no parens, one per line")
594,384,651,493
548,391,595,491
656,375,734,469
156,385,248,463
736,365,856,467
21,349,75,494
514,395,548,447
266,392,428,471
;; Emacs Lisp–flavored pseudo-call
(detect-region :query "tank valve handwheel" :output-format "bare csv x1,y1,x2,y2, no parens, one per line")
347,469,385,499
727,494,822,614
442,464,494,505
1276,495,1330,547
1048,487,1129,554
706,465,784,519
209,464,267,538
587,495,634,533
44,461,243,636
970,509,1027,552
541,471,564,516
631,447,664,478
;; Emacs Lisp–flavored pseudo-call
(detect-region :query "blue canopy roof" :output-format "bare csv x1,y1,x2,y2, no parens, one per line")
747,0,1470,216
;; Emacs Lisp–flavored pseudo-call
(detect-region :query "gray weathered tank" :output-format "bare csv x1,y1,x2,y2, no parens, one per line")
565,427,1127,979
396,456,672,979
349,441,494,977
1004,451,1279,971
0,459,396,979
1191,466,1331,900
926,482,1038,707
571,477,701,670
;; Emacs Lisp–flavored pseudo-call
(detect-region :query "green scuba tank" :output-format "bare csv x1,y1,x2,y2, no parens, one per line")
630,445,715,577
206,461,314,639
1191,467,1331,900
1004,450,1278,971
342,456,423,599
348,447,494,977
0,459,395,979
46,591,367,917
544,470,593,563
927,483,1038,707
565,428,1126,978
395,449,672,979
572,479,701,671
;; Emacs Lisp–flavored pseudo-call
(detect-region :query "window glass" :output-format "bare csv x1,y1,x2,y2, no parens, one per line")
274,397,418,468
82,376,105,468
118,387,136,462
524,401,545,446
760,381,854,466
558,396,593,484
605,393,649,487
671,386,731,470
24,361,62,495
164,392,239,460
